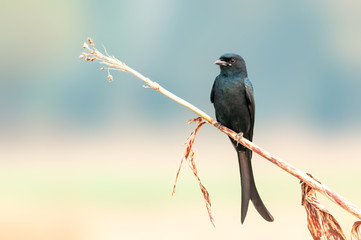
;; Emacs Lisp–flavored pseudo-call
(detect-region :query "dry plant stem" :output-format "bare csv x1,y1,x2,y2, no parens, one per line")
81,38,361,221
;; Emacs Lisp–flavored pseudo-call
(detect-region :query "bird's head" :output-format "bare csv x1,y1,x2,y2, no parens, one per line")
215,53,247,76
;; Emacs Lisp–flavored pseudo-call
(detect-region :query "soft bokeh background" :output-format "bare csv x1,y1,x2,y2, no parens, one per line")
1,0,361,239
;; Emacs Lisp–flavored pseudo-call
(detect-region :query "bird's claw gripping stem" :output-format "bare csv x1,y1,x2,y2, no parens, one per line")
236,132,243,146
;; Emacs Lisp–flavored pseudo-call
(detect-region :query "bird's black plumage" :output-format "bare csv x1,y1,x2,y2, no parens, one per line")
211,53,273,223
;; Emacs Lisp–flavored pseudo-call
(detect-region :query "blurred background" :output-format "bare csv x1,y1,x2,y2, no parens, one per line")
1,0,361,239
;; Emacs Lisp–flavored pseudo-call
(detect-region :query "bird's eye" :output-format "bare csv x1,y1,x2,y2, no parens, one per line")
230,58,236,63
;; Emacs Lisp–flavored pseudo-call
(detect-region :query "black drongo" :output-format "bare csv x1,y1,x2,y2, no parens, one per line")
210,53,274,223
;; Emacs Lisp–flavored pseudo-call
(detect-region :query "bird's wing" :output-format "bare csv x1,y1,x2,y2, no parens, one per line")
210,77,216,103
244,78,255,141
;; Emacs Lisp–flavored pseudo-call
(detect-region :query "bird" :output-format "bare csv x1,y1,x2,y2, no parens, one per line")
210,53,274,223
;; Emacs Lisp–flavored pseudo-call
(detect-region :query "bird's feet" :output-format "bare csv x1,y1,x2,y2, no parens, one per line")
236,132,243,146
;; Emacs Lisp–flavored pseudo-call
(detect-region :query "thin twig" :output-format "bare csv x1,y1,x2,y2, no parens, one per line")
80,37,361,221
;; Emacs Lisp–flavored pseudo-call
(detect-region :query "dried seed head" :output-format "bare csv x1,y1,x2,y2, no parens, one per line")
107,73,113,82
87,37,95,47
100,67,105,70
82,42,89,49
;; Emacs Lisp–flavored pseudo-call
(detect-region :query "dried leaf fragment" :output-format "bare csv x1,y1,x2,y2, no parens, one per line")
301,174,346,240
172,117,215,227
172,117,204,195
351,221,361,240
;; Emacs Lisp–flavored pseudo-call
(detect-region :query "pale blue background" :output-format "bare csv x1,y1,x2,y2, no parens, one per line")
2,0,361,135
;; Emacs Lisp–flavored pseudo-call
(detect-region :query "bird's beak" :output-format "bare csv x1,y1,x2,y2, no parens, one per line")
215,60,229,66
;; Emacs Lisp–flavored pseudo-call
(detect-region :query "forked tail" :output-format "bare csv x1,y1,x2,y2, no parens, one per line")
237,150,274,223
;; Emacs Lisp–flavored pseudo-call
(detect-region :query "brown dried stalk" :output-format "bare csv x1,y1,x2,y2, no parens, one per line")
80,38,361,222
172,117,215,227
